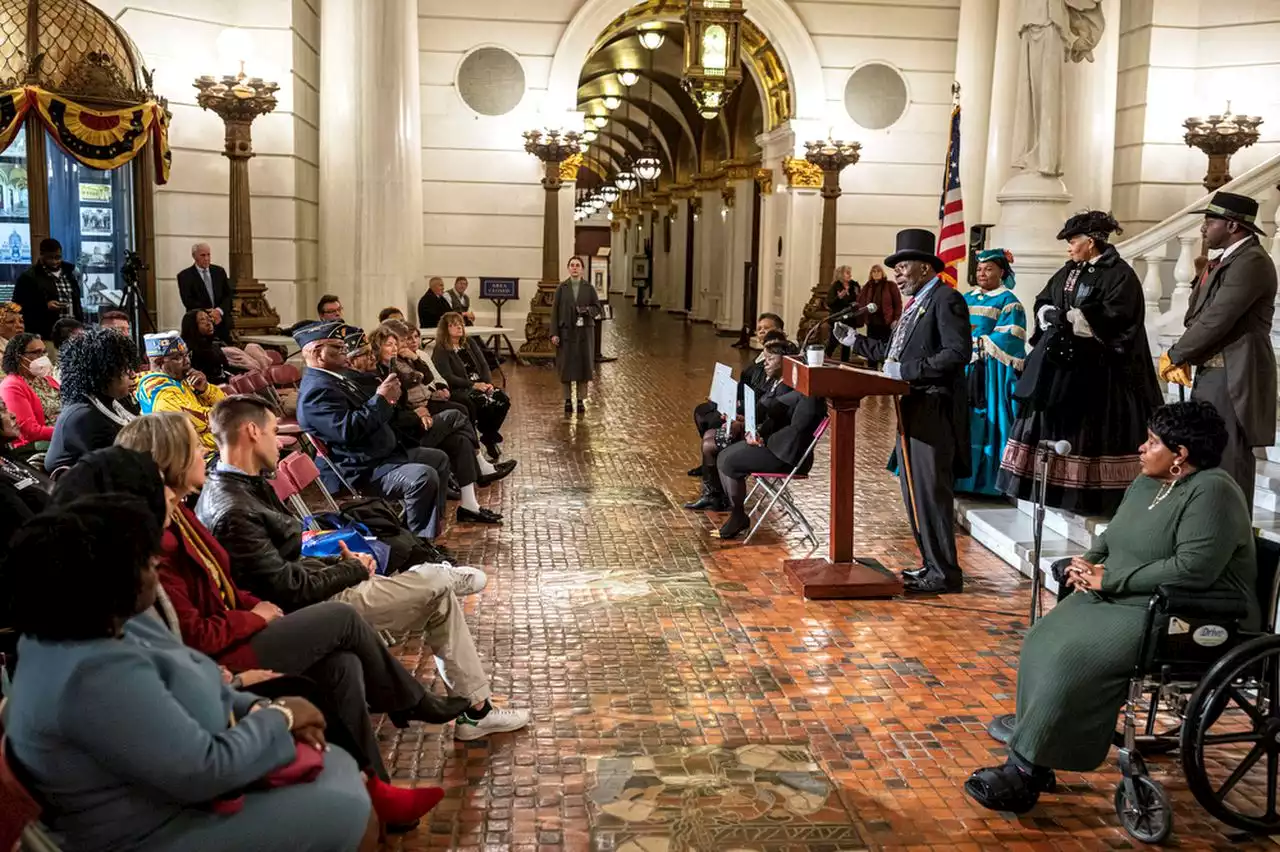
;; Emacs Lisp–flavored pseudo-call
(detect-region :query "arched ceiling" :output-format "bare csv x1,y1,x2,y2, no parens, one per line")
575,22,764,191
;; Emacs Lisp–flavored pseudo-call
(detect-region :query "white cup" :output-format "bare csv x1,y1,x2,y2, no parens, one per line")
805,345,824,367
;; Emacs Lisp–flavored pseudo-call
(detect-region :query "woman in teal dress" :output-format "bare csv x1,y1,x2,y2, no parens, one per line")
955,248,1027,496
964,401,1258,814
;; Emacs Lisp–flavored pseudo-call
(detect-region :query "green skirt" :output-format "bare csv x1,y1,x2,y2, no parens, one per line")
1008,592,1148,771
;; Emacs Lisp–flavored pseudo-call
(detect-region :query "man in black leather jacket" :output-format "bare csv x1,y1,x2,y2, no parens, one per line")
197,395,531,741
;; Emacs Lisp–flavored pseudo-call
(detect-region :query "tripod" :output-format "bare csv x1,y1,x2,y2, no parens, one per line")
118,249,154,352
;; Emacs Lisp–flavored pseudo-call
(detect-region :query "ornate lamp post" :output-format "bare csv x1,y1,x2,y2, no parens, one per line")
521,129,582,359
797,138,861,343
1183,103,1263,191
193,68,281,336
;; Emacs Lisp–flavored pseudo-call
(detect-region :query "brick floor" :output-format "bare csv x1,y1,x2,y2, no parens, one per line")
379,308,1270,851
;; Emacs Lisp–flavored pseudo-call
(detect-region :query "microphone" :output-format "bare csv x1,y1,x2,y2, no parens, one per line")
1038,439,1072,455
801,303,860,351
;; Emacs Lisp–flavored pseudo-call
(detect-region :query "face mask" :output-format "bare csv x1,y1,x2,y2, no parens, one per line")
26,355,53,378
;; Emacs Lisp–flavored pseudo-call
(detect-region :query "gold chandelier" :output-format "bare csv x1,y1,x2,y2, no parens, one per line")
681,0,743,119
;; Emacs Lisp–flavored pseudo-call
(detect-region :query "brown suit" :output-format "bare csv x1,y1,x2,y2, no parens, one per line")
1167,235,1278,510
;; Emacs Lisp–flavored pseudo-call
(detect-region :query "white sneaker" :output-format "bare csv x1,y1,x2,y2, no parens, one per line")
454,706,530,741
408,562,487,597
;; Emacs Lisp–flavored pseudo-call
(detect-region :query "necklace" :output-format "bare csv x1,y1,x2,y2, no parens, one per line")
1148,479,1180,510
89,395,135,427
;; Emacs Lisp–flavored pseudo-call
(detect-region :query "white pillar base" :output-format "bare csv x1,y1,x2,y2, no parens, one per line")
991,171,1073,310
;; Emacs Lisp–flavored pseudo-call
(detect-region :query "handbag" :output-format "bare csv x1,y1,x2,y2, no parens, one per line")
208,727,326,816
321,498,438,574
300,523,392,576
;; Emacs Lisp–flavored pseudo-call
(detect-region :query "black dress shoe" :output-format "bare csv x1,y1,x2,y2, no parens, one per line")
422,541,456,562
576,401,586,413
903,573,963,594
388,693,472,728
457,506,502,525
477,459,517,486
901,566,930,580
447,488,461,501
564,401,573,414
688,465,704,477
684,492,729,511
715,510,751,540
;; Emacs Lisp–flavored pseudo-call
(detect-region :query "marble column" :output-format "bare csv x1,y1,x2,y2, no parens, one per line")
668,191,692,314
650,191,671,309
319,0,422,327
609,220,625,295
719,167,756,335
1061,0,1120,212
980,0,1023,226
954,0,999,226
781,156,825,339
693,177,722,322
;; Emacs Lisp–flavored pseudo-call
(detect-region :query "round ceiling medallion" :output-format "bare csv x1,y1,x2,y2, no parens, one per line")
844,63,909,131
457,47,526,117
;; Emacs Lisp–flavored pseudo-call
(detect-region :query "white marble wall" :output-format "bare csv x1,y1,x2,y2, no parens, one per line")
1114,0,1280,233
104,0,319,329
793,0,961,282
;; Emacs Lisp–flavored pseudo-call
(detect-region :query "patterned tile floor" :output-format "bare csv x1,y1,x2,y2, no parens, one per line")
379,307,1271,851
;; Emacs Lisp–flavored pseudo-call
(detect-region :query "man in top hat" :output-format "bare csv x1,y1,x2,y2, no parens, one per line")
1164,191,1278,511
835,228,971,594
293,321,452,543
136,331,227,461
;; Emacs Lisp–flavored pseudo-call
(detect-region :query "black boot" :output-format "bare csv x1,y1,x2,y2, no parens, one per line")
713,477,750,538
388,692,472,728
684,477,728,510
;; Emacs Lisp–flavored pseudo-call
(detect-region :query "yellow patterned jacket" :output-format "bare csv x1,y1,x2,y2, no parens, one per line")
135,372,226,458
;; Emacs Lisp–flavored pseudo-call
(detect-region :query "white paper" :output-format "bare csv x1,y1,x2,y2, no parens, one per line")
710,363,736,416
743,385,757,440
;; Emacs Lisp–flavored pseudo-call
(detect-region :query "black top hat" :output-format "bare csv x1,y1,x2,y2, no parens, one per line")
885,228,945,272
1189,191,1265,236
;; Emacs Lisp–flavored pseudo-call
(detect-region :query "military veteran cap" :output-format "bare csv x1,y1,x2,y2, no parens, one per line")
292,320,345,349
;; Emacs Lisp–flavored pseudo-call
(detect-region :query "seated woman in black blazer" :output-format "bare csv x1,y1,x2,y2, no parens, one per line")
431,312,510,461
713,375,827,541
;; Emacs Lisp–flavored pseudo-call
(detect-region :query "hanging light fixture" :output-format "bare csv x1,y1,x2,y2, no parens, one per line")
638,25,666,51
602,95,622,110
617,69,640,88
582,129,598,143
633,32,662,183
601,183,620,204
612,80,638,192
591,115,609,129
682,0,743,117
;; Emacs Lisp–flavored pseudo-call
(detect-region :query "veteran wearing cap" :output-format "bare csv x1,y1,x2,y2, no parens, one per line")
293,321,451,541
1164,191,1278,511
136,331,226,461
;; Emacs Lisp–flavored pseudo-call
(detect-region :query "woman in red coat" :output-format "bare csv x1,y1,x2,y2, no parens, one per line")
0,332,60,449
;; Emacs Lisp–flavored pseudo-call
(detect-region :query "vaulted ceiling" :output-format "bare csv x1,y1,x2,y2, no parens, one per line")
575,23,763,192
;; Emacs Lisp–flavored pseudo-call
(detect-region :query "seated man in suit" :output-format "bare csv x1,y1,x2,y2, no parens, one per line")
294,321,451,542
835,228,970,595
417,277,451,330
135,331,226,463
177,243,233,342
688,313,784,478
446,277,476,326
13,238,83,348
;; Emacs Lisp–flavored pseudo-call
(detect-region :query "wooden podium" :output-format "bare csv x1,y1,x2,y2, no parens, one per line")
780,356,909,599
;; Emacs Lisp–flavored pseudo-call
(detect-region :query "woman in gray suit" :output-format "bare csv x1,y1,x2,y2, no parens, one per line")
2,496,379,852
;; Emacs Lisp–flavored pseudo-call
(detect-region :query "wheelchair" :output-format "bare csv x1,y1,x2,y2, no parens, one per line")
1038,536,1280,843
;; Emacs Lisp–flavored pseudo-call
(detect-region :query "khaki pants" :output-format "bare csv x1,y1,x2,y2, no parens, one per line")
332,567,491,703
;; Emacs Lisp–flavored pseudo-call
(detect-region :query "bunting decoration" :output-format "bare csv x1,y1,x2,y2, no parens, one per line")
0,87,172,184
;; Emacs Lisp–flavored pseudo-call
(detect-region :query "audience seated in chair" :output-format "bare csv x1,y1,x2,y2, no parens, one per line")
1,333,59,453
294,321,451,541
964,401,1259,814
54,440,462,832
689,315,785,478
43,326,138,472
711,374,826,542
432,311,510,461
2,494,382,852
0,397,51,552
181,309,273,384
135,332,226,462
195,396,530,740
686,335,800,512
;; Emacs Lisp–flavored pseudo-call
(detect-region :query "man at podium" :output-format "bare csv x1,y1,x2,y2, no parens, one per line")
835,229,970,594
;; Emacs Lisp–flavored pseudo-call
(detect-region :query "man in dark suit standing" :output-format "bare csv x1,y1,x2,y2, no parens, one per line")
836,229,971,594
1165,191,1278,512
13,238,83,346
177,242,233,341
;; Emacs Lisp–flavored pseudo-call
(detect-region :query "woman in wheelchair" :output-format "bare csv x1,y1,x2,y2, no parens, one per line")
966,401,1260,814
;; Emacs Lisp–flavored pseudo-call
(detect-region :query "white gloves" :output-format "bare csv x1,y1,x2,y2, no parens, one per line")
1065,308,1095,338
865,303,878,314
832,321,859,347
882,361,903,380
1036,304,1058,332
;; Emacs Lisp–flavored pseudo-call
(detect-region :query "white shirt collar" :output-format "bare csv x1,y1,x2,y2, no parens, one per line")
1219,237,1250,262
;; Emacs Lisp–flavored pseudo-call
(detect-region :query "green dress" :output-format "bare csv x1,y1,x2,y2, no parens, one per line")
1008,467,1258,771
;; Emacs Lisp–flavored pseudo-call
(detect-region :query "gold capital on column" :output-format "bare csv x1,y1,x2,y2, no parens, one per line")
782,156,823,189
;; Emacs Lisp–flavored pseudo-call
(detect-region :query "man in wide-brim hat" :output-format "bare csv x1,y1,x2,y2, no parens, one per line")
834,228,971,594
1165,190,1278,510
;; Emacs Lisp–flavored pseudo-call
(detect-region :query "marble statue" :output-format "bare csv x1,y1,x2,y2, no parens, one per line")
1012,0,1106,177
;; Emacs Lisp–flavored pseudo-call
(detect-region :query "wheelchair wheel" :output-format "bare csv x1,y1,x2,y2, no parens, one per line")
1114,775,1173,844
1181,634,1280,835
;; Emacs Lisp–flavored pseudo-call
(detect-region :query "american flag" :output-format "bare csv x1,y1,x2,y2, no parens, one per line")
936,88,965,287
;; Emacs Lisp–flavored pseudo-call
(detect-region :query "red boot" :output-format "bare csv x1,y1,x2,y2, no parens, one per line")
366,776,445,832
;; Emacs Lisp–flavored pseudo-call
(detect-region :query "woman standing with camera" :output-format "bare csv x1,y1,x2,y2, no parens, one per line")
551,256,602,414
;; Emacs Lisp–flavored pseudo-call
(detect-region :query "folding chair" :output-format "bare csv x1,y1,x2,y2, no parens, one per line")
278,452,342,525
743,418,829,547
267,364,301,390
306,434,362,498
228,371,302,450
264,349,285,366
